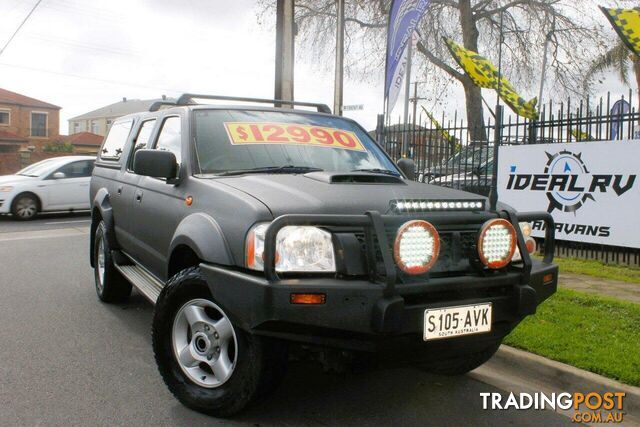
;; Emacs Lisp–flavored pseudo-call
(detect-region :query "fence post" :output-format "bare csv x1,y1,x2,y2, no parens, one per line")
489,105,504,211
375,113,384,145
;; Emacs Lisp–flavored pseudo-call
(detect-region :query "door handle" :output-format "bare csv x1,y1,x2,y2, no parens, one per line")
117,186,123,195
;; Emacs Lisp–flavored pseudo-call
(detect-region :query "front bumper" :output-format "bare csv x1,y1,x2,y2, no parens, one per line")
200,209,558,352
201,260,557,352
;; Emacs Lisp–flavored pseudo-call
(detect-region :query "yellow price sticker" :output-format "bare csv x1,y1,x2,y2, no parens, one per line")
224,122,366,152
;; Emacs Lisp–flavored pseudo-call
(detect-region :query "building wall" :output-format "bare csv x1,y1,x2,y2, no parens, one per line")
0,151,70,175
69,117,112,136
0,103,60,142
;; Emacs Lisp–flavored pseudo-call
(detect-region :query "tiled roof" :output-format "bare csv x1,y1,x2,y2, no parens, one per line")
69,97,175,121
0,88,61,110
59,132,104,146
0,129,28,142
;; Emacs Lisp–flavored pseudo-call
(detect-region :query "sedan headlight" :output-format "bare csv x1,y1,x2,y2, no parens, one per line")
246,223,336,273
0,186,14,192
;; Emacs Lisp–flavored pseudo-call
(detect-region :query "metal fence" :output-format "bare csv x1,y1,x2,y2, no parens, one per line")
377,91,640,265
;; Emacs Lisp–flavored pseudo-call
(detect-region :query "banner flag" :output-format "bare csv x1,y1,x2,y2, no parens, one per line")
444,38,538,120
610,98,631,140
601,7,640,57
387,39,409,114
384,0,430,107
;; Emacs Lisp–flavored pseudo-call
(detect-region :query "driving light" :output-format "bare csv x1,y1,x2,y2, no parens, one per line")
393,220,440,275
478,219,517,269
0,186,13,192
392,199,484,212
245,224,336,273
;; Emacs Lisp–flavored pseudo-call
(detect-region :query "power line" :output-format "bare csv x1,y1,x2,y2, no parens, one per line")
0,61,182,94
0,0,43,58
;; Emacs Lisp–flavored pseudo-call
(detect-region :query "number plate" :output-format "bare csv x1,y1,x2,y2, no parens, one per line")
423,303,492,341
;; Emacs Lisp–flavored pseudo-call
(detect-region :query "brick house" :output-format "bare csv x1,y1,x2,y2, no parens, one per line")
0,88,61,152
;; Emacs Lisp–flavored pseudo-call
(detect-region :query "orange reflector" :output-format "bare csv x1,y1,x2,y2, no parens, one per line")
543,273,554,285
525,237,536,254
290,293,326,305
185,196,193,206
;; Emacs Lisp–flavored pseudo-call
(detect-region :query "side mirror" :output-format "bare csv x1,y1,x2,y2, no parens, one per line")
52,172,66,179
397,158,415,181
133,149,177,180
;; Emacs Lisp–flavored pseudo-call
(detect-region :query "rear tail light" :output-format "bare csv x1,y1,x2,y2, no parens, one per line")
393,220,440,275
477,219,517,269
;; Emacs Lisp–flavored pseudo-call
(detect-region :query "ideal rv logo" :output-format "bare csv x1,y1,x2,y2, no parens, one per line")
506,150,637,213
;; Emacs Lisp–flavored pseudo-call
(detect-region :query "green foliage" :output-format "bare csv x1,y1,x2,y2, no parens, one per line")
505,288,640,386
43,141,75,153
538,256,640,283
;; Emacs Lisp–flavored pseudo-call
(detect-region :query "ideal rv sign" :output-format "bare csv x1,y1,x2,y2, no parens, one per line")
498,141,639,248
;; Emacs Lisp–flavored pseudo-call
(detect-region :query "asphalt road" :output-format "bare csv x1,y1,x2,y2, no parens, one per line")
0,219,573,426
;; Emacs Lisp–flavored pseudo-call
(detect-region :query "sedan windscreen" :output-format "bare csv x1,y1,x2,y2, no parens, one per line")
193,110,398,175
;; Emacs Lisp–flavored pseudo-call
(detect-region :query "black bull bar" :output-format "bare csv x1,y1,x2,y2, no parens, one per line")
263,210,556,294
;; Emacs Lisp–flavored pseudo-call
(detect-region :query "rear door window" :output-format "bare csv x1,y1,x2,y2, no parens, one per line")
99,119,133,161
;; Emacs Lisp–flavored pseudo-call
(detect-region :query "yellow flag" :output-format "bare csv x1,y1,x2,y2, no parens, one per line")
444,38,538,120
601,7,640,57
421,107,456,145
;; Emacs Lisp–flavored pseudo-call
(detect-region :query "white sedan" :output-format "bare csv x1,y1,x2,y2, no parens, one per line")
0,155,96,220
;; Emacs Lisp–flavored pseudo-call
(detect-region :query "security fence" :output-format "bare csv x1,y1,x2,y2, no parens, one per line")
377,91,640,265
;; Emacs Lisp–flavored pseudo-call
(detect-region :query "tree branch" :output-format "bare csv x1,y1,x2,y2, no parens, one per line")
416,40,464,80
296,4,386,28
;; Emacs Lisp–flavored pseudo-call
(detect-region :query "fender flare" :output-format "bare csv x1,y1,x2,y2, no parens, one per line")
89,188,117,267
169,213,235,272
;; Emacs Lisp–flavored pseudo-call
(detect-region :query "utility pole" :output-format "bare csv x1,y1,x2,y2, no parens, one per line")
410,81,428,130
333,0,345,116
489,11,504,212
274,0,295,104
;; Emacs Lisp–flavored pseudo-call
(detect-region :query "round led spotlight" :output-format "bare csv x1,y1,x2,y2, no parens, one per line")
393,220,440,275
478,219,517,269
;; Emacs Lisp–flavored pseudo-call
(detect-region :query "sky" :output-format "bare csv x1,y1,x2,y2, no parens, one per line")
0,0,634,135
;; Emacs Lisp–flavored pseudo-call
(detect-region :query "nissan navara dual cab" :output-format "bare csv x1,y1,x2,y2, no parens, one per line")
89,94,558,417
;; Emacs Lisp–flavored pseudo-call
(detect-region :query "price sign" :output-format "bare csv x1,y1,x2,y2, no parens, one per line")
224,122,366,152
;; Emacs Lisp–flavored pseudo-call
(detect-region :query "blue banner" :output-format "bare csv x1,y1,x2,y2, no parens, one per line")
384,0,430,104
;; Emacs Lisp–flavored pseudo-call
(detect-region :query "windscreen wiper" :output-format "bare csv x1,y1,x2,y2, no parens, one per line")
217,165,323,176
351,168,401,176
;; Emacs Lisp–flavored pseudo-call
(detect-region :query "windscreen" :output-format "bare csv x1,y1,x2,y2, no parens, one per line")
193,110,398,174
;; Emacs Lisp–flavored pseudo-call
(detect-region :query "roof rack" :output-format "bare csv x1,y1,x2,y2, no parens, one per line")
148,93,331,114
148,100,180,112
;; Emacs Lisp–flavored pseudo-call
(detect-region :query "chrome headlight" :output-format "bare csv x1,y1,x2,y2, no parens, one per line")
0,186,14,192
245,223,336,273
512,222,537,262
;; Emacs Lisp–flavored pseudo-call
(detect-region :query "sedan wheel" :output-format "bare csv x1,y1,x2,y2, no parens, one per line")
12,194,38,220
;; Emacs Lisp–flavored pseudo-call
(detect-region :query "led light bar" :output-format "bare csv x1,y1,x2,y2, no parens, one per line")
391,199,485,212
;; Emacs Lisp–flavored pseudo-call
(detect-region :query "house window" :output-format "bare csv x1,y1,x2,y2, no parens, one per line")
90,120,99,134
31,112,47,137
0,110,9,125
106,119,113,132
73,122,80,133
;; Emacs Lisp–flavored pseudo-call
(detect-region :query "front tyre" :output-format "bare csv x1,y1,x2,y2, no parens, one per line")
93,221,131,303
152,267,270,417
11,193,39,220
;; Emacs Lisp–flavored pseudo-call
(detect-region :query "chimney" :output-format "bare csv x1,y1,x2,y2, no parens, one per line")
162,94,167,100
122,97,127,102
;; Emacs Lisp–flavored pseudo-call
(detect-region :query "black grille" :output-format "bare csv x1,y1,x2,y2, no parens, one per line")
352,226,480,279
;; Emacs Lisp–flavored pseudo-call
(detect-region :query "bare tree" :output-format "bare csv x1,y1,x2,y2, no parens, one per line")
259,0,620,141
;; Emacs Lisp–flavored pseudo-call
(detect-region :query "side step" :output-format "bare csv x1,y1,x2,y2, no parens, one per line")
114,264,164,304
